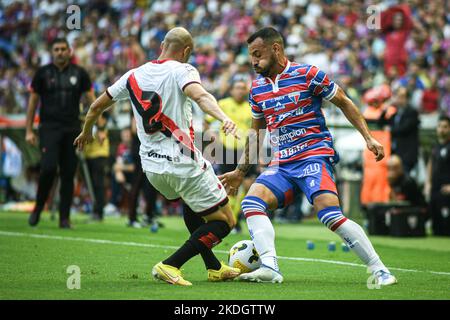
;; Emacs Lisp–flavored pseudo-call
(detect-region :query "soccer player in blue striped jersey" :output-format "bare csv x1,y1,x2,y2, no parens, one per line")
220,27,397,286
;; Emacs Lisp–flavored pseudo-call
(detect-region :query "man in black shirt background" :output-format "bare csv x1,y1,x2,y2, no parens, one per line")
379,87,420,174
387,154,426,207
425,115,450,236
26,38,95,228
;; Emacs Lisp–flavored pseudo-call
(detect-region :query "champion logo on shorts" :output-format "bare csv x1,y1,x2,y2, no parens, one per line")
310,180,315,187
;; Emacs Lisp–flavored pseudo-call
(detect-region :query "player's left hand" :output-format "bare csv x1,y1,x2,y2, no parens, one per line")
74,131,94,151
366,137,385,162
218,170,244,196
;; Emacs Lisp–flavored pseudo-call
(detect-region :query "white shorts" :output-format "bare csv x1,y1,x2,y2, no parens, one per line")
145,164,228,214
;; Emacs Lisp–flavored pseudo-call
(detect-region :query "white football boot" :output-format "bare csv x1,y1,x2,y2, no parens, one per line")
236,265,283,283
373,270,398,286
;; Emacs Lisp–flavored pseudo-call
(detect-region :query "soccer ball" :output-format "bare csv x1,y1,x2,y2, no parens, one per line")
228,240,261,273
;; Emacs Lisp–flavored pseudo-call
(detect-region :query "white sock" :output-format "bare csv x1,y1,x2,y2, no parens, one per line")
334,219,389,274
317,206,389,274
246,215,279,271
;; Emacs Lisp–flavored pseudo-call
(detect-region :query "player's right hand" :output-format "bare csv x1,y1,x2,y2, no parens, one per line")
73,131,94,151
366,136,385,162
222,118,240,140
218,170,245,196
25,131,37,146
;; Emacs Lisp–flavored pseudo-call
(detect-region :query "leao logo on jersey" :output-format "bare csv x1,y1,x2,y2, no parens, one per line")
70,76,77,85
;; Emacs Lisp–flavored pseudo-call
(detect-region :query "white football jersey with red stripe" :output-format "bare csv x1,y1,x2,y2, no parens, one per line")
107,59,208,177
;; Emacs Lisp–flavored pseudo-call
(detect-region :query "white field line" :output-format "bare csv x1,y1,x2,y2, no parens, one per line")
1,230,450,277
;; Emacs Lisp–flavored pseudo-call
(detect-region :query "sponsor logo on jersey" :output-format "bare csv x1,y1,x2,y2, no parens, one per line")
147,150,180,162
274,107,305,123
279,142,309,158
256,78,266,86
270,128,306,145
298,163,321,178
274,102,285,112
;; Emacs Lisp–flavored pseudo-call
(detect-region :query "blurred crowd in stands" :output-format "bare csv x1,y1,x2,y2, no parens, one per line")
0,0,449,234
0,0,449,116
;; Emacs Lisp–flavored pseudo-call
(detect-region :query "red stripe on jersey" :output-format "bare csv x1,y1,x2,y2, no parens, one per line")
159,114,197,155
128,73,163,133
189,121,195,142
291,136,332,146
272,147,335,165
128,73,158,112
306,66,319,84
313,85,322,96
127,73,196,156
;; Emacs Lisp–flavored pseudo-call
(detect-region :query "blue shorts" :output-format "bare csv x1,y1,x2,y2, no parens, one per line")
255,157,338,208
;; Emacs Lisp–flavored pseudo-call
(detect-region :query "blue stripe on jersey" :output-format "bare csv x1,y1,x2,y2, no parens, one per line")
252,83,274,95
278,76,307,88
250,62,337,164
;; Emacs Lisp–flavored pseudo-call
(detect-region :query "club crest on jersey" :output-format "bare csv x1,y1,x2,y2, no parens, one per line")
289,93,300,104
70,76,77,85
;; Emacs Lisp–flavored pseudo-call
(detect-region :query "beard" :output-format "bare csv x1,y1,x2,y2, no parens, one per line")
255,54,276,77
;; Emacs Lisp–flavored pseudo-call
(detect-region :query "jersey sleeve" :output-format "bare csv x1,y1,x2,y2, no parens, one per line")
306,65,338,101
249,91,264,119
30,68,44,94
106,69,134,101
79,67,92,92
175,64,201,91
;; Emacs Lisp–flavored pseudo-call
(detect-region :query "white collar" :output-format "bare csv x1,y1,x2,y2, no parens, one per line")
266,60,290,93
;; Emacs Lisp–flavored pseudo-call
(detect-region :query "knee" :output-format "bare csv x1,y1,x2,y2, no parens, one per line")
312,192,340,214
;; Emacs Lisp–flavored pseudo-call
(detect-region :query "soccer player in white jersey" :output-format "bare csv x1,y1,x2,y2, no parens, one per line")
74,27,241,286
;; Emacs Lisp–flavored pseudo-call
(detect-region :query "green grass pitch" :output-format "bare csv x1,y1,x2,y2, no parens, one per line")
1,211,449,300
